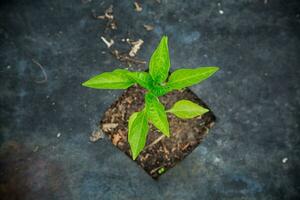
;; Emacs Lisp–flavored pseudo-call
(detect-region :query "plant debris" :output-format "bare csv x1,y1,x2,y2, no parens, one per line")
102,123,119,131
143,24,154,31
134,2,143,12
89,129,105,142
92,5,117,30
93,5,113,20
91,4,146,68
111,50,146,66
32,58,48,84
128,39,144,57
101,36,114,48
112,134,122,145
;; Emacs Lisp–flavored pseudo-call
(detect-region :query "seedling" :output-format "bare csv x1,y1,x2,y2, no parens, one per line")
82,36,219,160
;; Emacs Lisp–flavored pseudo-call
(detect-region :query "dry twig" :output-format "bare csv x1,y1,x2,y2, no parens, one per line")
111,50,146,65
101,36,114,48
134,2,143,12
129,39,144,57
145,135,166,150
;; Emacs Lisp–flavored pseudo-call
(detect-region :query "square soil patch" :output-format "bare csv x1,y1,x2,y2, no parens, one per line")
100,85,216,179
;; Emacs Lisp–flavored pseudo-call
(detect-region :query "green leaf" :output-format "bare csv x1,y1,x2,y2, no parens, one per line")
167,100,209,119
126,71,153,90
145,93,169,136
149,36,170,83
128,110,149,160
128,112,138,128
167,67,219,90
82,69,134,89
150,84,172,97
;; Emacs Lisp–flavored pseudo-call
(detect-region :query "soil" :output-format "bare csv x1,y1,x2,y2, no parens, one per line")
100,85,216,179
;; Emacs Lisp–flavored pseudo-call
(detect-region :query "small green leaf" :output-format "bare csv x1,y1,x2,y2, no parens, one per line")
167,67,219,90
128,112,138,128
145,93,169,136
167,100,209,119
82,69,134,89
126,71,153,90
149,36,170,83
158,167,165,174
128,110,149,160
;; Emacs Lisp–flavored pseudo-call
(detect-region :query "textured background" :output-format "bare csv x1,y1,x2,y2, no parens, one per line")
0,0,300,199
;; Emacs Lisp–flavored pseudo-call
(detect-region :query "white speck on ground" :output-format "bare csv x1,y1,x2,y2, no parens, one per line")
57,132,61,138
219,10,224,15
7,65,11,69
282,157,288,163
214,157,221,163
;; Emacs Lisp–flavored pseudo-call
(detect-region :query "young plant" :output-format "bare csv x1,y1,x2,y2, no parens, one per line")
82,36,219,160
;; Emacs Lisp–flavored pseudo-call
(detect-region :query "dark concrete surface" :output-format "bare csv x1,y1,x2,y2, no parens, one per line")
1,0,300,199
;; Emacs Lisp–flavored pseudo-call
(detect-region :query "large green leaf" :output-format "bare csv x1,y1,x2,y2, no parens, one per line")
128,110,149,160
126,71,153,90
167,67,219,90
145,93,170,136
82,69,134,89
167,100,209,119
149,36,170,83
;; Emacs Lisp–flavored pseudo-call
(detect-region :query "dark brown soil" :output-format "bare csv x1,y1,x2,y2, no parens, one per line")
100,85,216,179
